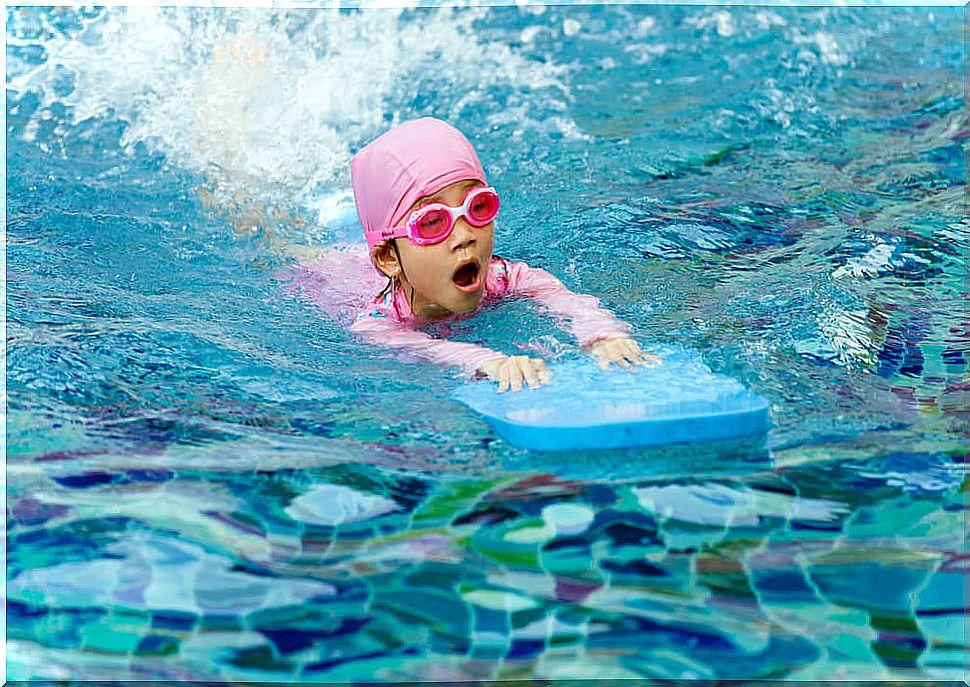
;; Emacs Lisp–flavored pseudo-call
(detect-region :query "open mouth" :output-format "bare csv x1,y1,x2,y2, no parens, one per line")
451,260,482,293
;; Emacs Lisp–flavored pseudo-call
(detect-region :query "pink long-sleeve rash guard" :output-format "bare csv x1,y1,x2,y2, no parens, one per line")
291,244,630,376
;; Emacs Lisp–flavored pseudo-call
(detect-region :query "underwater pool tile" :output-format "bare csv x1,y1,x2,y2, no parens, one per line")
124,467,176,483
535,650,644,680
750,569,819,603
599,520,662,548
43,483,274,560
134,633,179,656
503,520,556,545
470,532,542,569
226,644,295,672
471,603,510,638
539,502,596,537
371,587,472,640
915,566,967,613
80,620,142,654
113,583,147,608
427,632,471,656
654,522,729,553
507,638,545,660
468,638,507,661
198,613,243,633
756,601,878,668
463,588,538,614
8,558,124,608
540,533,594,553
258,617,371,656
621,646,717,680
696,555,758,600
404,560,471,591
7,599,50,621
870,616,930,670
599,557,668,578
914,621,966,673
8,497,71,526
151,610,198,633
452,504,521,527
285,482,401,526
553,576,602,604
306,646,427,677
178,627,274,667
807,555,938,612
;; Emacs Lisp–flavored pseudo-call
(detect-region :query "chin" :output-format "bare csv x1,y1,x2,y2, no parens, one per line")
451,291,484,314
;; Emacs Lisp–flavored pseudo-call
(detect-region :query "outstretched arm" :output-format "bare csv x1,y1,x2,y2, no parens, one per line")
502,260,661,370
350,314,550,390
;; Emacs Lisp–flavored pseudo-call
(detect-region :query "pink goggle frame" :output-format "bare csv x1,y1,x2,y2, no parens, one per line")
380,186,500,246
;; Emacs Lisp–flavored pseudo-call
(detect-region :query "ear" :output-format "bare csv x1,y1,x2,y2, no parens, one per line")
371,240,402,279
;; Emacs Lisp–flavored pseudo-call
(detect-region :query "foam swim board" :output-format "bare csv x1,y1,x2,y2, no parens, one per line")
452,344,770,451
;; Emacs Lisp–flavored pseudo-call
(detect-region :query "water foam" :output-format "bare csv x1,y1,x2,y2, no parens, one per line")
8,6,573,216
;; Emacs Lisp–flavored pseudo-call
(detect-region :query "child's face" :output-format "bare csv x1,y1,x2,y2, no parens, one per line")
393,179,495,318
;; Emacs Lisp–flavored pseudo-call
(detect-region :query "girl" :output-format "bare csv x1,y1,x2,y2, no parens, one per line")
301,117,660,392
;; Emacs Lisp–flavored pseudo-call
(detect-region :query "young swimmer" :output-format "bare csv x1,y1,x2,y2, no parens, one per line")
196,44,658,392
339,117,660,393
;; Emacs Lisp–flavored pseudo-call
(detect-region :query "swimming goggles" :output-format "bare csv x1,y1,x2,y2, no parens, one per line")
381,186,500,246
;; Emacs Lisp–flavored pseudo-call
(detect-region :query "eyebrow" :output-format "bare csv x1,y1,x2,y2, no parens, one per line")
412,180,483,209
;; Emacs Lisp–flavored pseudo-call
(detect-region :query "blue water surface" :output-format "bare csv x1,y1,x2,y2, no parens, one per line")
6,4,967,682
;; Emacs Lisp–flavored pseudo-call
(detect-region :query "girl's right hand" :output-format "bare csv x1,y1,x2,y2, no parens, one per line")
479,356,553,393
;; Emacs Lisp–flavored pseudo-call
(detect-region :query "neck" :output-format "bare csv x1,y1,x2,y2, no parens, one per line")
399,281,452,320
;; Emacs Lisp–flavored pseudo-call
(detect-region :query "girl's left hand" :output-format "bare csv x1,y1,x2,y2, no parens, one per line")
588,337,662,371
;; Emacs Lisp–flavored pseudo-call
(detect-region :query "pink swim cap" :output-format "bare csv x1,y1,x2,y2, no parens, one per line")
351,117,487,252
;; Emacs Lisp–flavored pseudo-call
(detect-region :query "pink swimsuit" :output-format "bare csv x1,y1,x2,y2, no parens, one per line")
290,244,629,376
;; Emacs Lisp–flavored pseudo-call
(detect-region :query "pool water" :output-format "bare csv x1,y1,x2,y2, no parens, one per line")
6,4,967,682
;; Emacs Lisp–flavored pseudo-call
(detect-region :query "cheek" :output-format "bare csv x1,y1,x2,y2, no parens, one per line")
400,246,451,283
479,225,496,251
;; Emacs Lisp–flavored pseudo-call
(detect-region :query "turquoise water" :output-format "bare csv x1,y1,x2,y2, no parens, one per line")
6,4,967,682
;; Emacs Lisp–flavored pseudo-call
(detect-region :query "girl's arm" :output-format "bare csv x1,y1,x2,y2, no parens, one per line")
501,260,631,346
499,259,660,370
350,312,506,377
351,310,552,391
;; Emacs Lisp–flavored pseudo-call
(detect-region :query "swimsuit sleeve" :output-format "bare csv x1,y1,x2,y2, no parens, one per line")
349,300,504,376
500,259,631,347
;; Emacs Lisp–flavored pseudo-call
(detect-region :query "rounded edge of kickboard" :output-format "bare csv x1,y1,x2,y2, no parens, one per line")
485,402,772,452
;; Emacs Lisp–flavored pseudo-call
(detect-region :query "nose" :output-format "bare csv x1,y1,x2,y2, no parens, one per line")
448,217,477,252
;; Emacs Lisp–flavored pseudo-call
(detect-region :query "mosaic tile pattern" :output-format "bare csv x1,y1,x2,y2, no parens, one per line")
7,443,967,681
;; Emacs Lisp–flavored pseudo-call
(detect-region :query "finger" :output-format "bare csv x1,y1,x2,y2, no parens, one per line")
523,362,540,390
596,354,612,371
623,347,648,369
618,340,643,362
611,342,639,368
535,360,553,385
497,366,510,393
509,363,525,392
615,356,635,371
626,345,649,366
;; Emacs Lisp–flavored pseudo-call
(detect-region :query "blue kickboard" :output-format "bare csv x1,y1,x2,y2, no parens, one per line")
452,344,770,451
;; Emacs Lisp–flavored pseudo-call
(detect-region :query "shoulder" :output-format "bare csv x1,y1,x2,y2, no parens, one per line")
352,287,398,328
487,255,512,280
484,255,530,292
486,255,554,294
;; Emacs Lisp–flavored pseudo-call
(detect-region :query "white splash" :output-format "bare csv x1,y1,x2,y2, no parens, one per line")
9,6,573,211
